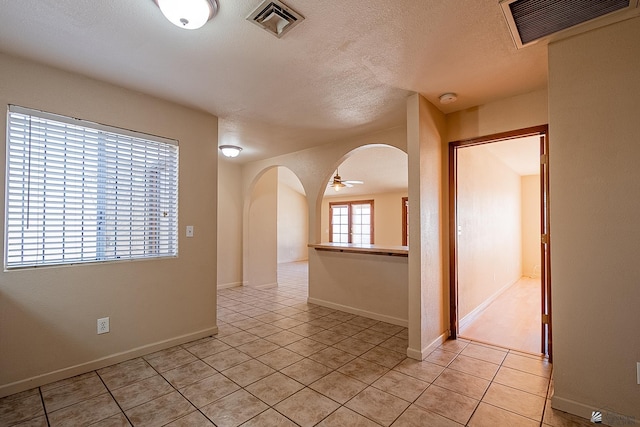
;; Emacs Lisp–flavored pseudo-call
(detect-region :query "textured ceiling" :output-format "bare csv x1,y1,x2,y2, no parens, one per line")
0,0,550,162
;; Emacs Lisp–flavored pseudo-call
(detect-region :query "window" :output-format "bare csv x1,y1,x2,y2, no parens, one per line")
402,197,409,246
329,200,374,244
5,106,179,269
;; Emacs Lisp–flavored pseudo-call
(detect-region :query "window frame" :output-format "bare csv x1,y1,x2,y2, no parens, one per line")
4,105,179,269
329,199,374,244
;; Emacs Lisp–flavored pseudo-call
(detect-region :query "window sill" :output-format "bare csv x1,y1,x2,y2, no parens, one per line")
308,243,408,257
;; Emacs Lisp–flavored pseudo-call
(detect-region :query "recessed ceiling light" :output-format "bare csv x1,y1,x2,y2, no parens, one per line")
155,0,218,30
439,93,458,104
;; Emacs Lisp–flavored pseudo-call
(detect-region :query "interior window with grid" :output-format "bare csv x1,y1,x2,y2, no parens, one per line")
5,105,179,269
329,200,374,244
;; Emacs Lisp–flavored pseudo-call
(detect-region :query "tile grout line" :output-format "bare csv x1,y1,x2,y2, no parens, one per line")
95,369,135,427
37,386,51,427
144,353,219,426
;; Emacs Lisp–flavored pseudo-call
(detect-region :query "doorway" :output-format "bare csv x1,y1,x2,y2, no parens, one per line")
449,126,551,358
245,166,309,290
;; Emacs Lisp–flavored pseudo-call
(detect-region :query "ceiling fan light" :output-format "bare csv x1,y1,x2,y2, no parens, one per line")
219,145,242,158
156,0,218,30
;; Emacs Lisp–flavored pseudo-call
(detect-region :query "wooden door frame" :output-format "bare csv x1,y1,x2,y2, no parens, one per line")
448,125,551,358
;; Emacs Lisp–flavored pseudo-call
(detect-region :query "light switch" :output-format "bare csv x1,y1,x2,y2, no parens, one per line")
186,226,194,237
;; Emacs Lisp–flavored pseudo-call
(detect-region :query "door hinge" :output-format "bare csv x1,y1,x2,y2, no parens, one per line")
541,154,548,164
542,314,550,324
541,234,549,244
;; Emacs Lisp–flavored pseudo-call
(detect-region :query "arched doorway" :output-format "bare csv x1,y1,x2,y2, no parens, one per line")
245,166,308,290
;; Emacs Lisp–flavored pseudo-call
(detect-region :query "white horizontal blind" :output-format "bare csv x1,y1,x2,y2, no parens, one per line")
5,106,179,268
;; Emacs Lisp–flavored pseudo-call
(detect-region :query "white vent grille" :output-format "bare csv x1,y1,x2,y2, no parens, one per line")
501,0,639,48
247,0,304,38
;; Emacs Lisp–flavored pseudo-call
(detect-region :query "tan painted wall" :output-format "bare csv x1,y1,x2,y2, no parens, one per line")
308,250,408,325
446,89,548,142
521,175,540,278
277,168,308,264
218,159,243,288
247,168,278,287
457,146,522,320
0,53,218,396
549,17,640,420
321,191,408,246
407,94,448,359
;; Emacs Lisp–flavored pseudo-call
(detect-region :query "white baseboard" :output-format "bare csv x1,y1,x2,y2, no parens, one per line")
551,395,596,420
217,281,242,289
459,278,519,329
552,395,639,425
406,331,450,360
307,297,407,327
0,326,218,399
277,259,308,264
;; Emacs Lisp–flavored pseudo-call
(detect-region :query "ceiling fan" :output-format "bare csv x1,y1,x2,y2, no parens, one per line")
328,169,363,192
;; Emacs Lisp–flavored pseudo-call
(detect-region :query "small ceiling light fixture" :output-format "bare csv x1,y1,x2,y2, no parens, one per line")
219,145,243,158
439,93,458,105
155,0,219,30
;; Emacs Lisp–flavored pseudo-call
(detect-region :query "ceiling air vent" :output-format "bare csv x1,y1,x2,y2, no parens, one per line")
501,0,638,48
247,0,305,38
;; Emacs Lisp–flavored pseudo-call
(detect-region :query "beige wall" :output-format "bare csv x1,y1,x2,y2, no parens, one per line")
549,17,640,420
447,89,548,142
247,168,278,288
407,94,448,359
308,250,408,325
218,159,243,288
277,168,308,264
0,53,218,397
321,191,408,246
521,175,540,278
457,146,522,320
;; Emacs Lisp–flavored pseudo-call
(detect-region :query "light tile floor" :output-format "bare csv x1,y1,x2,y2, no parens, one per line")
1,262,600,426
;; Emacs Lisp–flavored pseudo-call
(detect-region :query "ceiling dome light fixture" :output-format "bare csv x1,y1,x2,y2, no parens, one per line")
156,0,218,30
439,93,458,105
219,145,243,158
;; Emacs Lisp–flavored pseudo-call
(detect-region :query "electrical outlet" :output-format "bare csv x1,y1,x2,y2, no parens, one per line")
186,225,194,237
97,317,109,334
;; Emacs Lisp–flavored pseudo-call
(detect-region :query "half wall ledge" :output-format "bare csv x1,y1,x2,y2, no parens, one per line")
308,243,408,257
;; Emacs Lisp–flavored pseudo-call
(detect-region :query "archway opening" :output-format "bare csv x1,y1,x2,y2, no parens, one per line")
246,166,308,290
320,145,408,247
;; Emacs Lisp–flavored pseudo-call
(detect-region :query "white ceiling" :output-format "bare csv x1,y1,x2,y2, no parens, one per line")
0,1,549,163
324,146,408,198
482,135,541,176
276,145,408,198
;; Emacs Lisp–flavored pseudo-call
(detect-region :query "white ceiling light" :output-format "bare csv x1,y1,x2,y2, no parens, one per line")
156,0,218,30
219,145,242,158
